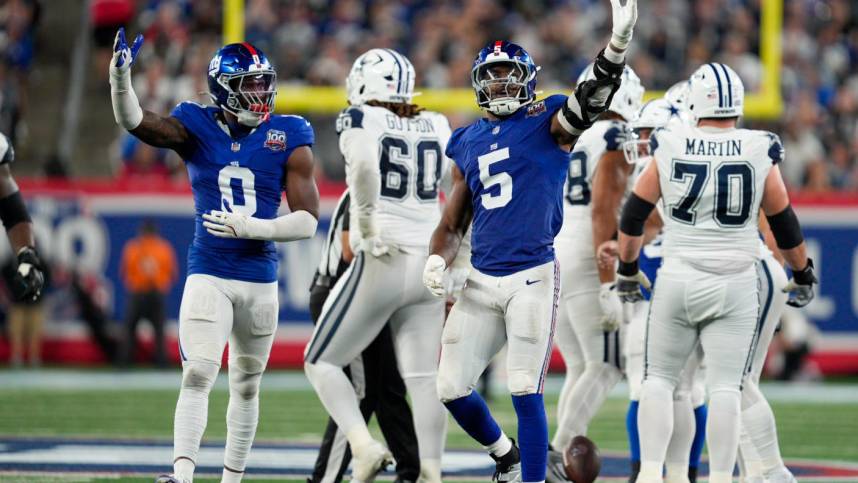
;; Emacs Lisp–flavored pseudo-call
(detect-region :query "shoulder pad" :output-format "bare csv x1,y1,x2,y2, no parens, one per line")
336,107,364,134
604,122,630,151
765,132,784,165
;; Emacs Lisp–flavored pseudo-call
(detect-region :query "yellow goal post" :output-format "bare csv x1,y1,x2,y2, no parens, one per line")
223,0,783,119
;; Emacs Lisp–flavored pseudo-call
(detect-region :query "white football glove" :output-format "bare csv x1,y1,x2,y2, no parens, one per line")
610,0,638,51
202,210,260,239
598,282,624,331
423,254,447,297
360,235,390,258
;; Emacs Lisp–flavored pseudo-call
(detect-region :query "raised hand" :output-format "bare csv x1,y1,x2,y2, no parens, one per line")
111,27,144,72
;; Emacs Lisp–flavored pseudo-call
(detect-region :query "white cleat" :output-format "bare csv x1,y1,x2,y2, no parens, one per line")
154,475,189,483
351,439,394,483
764,467,798,483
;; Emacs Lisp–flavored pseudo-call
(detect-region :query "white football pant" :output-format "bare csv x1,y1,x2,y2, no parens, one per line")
303,250,447,480
173,274,278,482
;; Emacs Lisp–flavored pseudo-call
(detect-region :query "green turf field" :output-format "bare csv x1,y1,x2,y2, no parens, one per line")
2,371,857,482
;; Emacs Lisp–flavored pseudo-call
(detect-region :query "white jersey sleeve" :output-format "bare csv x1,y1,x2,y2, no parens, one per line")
557,119,629,251
652,124,782,273
338,105,452,251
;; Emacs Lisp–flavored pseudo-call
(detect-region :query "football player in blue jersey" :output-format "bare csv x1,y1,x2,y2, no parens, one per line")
109,30,319,483
422,1,638,481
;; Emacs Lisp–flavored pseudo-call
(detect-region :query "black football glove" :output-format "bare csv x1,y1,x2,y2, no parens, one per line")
13,247,44,302
564,49,625,132
616,259,651,303
783,258,817,308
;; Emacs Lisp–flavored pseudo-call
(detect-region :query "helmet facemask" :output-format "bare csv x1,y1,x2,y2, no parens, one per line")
623,128,653,165
472,60,535,116
219,71,277,127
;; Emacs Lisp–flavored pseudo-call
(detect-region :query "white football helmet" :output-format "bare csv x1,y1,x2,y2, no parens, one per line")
576,63,644,122
623,98,689,164
687,63,744,119
346,49,416,106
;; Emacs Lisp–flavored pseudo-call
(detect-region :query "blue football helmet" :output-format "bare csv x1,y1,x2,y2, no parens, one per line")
207,42,277,127
471,41,539,116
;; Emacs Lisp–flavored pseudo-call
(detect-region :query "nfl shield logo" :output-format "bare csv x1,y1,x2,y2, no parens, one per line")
264,129,287,151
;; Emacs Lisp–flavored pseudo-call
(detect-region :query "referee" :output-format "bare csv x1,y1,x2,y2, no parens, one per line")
308,190,420,483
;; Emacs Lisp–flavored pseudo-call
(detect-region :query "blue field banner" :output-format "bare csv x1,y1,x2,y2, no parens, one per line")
8,186,858,340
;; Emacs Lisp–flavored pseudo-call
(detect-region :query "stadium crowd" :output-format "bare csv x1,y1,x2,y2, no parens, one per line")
2,0,858,189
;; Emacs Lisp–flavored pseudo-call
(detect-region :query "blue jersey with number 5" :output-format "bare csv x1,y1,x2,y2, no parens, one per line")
446,95,570,276
171,102,314,282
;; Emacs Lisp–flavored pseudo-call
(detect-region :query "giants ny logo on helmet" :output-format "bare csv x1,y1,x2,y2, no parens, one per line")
688,63,745,119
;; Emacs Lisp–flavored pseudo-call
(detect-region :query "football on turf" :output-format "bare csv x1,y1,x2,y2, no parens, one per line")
563,435,601,483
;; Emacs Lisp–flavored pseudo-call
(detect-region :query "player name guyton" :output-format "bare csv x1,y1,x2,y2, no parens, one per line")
385,114,437,133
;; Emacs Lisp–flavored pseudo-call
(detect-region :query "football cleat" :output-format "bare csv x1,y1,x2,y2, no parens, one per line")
154,475,188,483
546,448,571,483
491,439,522,482
351,439,394,483
763,467,798,483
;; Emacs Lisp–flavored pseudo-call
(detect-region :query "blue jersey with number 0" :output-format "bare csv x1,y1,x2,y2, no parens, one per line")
446,95,570,276
171,102,314,283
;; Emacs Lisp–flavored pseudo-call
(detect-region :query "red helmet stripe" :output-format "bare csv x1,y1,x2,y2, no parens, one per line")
242,42,262,67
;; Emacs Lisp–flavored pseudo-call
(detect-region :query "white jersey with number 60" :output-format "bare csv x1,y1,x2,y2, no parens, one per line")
650,123,784,273
336,104,452,250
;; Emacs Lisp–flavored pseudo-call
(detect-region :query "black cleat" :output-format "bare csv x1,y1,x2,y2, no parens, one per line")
491,439,522,482
687,466,698,483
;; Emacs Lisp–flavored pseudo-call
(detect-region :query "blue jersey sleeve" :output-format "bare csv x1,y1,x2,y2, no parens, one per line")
169,101,208,137
446,126,468,171
286,116,315,148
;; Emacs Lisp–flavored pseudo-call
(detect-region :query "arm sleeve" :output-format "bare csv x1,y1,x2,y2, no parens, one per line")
767,132,784,165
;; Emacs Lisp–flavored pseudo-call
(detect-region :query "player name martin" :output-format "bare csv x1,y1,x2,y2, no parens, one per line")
385,114,436,133
685,138,742,157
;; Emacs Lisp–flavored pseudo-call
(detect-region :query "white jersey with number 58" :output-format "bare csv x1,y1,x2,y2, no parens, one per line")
336,104,452,250
651,123,784,273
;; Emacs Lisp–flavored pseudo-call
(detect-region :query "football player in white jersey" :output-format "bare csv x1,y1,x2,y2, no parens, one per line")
547,65,644,481
615,63,817,483
617,95,709,483
303,49,451,483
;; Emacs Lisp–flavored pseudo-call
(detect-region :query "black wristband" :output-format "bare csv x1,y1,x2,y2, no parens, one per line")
592,48,625,81
618,259,639,276
0,190,31,230
792,258,817,285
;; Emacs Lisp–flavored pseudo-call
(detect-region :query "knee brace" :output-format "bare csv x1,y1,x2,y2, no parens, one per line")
182,360,219,393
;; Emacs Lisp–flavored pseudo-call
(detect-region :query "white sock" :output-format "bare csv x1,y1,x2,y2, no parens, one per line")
174,457,195,482
221,466,243,483
223,367,262,474
637,461,663,483
709,471,734,483
738,423,764,479
741,384,785,472
665,464,690,483
485,433,513,457
552,363,621,449
173,361,219,478
638,377,675,470
555,362,584,436
404,374,448,461
419,458,443,483
665,393,694,470
707,389,742,474
305,360,368,446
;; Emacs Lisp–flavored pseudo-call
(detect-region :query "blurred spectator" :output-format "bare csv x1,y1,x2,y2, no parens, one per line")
0,0,40,145
108,0,858,191
2,254,47,367
119,219,177,367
